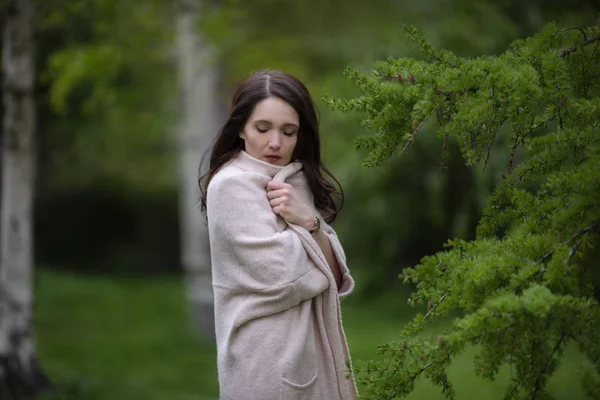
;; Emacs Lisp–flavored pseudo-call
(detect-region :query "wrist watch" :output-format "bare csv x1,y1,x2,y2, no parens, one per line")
308,215,321,234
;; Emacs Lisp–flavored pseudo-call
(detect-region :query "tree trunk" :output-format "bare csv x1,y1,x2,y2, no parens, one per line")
175,0,220,340
0,0,51,398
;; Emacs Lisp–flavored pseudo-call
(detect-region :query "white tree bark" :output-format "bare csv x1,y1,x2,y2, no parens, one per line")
175,0,220,339
0,0,50,397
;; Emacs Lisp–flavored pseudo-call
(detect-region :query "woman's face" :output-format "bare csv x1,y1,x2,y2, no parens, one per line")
240,96,299,166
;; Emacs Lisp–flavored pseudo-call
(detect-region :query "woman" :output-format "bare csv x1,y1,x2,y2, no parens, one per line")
200,70,357,399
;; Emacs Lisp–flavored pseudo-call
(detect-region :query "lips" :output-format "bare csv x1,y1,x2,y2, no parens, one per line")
264,155,281,163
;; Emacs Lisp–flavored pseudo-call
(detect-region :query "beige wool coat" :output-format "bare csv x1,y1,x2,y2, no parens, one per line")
206,150,358,400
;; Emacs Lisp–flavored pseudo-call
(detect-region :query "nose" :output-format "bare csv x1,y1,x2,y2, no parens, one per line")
268,132,281,150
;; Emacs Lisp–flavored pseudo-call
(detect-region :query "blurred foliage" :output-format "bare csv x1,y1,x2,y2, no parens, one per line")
329,19,600,399
38,0,176,189
33,0,180,272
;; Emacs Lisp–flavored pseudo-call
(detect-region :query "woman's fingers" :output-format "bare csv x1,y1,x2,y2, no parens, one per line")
269,196,287,208
267,180,287,191
268,190,291,215
266,188,288,200
267,181,306,221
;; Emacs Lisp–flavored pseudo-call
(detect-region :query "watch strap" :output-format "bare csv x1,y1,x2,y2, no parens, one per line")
308,215,320,234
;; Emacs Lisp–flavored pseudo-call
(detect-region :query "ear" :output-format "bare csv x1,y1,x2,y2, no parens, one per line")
239,130,245,140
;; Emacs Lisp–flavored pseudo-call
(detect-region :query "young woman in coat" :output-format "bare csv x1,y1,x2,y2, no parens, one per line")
200,70,358,400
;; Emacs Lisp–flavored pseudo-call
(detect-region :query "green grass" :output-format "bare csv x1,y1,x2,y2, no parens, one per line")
35,269,219,399
35,269,592,399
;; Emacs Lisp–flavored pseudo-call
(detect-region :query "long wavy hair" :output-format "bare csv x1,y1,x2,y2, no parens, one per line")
199,70,344,223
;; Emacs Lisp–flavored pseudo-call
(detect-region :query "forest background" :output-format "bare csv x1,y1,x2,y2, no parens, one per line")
2,0,599,399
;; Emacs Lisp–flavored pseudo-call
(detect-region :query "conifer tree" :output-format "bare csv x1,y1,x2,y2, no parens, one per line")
326,20,600,399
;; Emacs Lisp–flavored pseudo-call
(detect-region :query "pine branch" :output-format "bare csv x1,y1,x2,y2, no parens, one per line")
404,26,458,68
434,86,479,98
423,291,450,322
554,71,565,130
513,258,552,294
401,117,429,153
564,219,600,264
541,330,567,376
553,26,588,42
512,220,598,293
538,249,555,265
562,219,600,246
330,21,600,399
482,117,504,173
381,353,452,397
532,329,567,399
560,35,600,58
507,132,520,173
440,134,449,169
408,362,433,384
508,380,521,400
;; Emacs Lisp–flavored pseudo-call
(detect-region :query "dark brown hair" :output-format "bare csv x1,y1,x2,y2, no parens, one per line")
199,70,343,223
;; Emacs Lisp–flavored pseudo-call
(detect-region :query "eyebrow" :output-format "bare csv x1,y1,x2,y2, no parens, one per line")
254,119,299,128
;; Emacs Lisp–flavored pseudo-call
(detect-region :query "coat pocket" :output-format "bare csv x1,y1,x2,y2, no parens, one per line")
280,370,318,400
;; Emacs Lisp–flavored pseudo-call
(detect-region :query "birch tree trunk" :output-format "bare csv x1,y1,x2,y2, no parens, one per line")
0,0,51,398
175,0,220,339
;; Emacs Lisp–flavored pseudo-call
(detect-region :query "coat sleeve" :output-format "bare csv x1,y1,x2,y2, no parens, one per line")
207,171,330,328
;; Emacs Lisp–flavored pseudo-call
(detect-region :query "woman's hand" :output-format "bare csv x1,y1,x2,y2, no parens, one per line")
267,180,314,230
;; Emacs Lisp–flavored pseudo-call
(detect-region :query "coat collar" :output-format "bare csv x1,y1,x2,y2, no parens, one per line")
235,150,303,182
